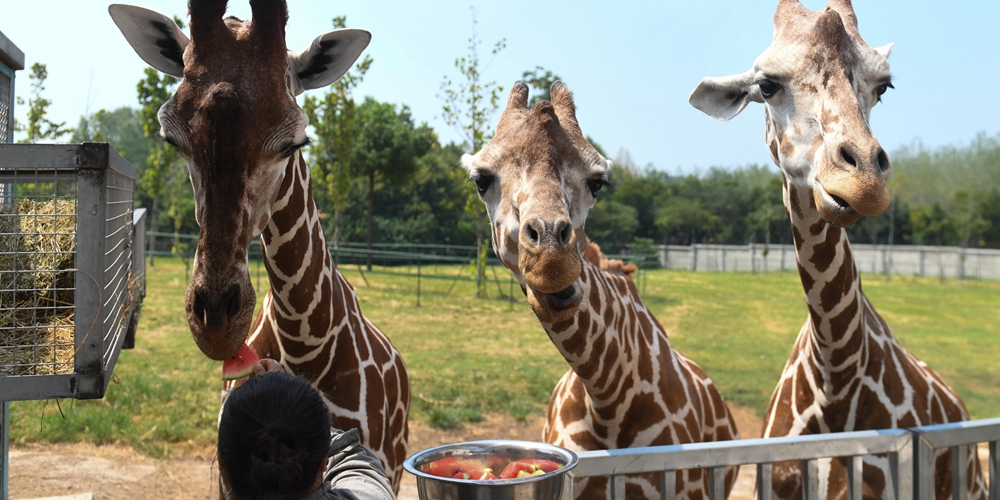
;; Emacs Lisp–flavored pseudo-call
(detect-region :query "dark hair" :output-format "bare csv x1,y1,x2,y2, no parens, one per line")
218,373,331,500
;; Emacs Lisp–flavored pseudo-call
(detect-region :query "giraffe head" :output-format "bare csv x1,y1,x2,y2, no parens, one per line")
110,0,370,359
463,81,611,320
690,0,893,227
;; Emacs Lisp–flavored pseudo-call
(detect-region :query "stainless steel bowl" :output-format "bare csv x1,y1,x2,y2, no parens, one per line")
403,440,579,500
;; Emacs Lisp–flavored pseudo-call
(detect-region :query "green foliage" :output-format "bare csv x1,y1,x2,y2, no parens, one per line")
630,237,660,269
352,98,434,268
71,107,152,167
438,8,507,296
586,199,638,249
14,63,72,143
302,15,374,246
522,66,562,107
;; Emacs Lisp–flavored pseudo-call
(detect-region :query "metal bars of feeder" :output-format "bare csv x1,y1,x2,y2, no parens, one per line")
0,143,139,401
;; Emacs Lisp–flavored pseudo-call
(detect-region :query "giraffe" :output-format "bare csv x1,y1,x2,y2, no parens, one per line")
462,80,740,500
689,1,986,499
108,0,410,491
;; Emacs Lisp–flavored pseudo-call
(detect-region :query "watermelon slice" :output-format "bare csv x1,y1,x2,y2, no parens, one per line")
500,461,537,479
518,458,562,473
222,344,260,380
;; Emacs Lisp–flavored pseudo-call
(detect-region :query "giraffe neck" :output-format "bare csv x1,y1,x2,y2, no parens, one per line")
252,151,344,369
784,180,870,372
537,256,671,410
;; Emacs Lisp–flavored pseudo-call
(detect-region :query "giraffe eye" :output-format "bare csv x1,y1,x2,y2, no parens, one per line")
758,79,781,99
875,81,894,103
586,178,610,198
472,174,495,196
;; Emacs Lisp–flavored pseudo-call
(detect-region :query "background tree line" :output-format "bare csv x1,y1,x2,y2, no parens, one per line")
16,28,1000,259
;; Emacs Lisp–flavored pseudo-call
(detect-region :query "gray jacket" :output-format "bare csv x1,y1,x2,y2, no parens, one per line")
294,428,396,500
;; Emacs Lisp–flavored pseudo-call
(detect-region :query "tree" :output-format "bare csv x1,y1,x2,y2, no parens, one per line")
136,68,181,267
71,107,152,167
438,7,506,297
522,66,562,107
352,98,433,269
587,199,639,250
654,196,720,246
302,15,373,248
15,63,72,143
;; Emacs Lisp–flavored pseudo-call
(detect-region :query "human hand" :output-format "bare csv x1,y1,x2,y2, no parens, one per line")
252,358,286,376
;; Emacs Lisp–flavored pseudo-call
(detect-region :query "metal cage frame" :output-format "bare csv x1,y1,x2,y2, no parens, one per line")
0,143,142,401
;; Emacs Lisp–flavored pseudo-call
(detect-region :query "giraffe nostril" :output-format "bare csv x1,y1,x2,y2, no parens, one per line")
525,223,539,246
223,283,241,321
192,289,206,327
558,221,572,246
877,149,890,173
840,147,857,168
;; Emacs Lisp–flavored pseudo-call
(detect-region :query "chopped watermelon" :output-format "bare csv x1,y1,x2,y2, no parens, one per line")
421,457,462,478
518,458,562,472
500,461,537,479
222,344,260,380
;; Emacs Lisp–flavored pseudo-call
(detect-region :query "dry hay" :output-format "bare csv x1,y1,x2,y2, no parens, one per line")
0,199,78,376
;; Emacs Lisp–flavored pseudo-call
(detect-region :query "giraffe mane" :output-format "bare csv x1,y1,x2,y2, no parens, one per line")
583,241,638,278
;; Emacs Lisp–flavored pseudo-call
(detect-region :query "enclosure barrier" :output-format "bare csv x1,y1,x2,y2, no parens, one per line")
912,419,1000,500
571,418,1000,500
144,233,652,304
658,243,1000,281
0,143,144,401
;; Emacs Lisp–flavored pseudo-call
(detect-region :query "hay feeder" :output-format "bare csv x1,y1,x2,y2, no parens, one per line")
0,143,144,401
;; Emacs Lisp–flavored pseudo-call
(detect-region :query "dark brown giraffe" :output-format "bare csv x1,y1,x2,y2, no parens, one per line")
463,81,740,500
689,1,986,499
109,1,409,491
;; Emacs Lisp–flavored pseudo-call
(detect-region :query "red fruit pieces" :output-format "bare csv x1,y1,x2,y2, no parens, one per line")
499,461,537,479
518,458,562,472
221,344,259,380
422,456,462,478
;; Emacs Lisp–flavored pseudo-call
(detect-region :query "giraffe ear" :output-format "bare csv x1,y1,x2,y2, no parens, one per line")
689,69,761,121
109,4,188,78
460,153,479,173
875,43,894,59
288,29,372,96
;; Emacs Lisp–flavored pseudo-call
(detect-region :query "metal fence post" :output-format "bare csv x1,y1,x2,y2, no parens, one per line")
1,402,8,500
0,29,25,500
416,254,421,307
914,433,936,500
989,440,997,500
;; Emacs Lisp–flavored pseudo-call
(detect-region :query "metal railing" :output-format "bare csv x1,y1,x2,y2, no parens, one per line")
574,430,913,500
912,419,1000,500
571,418,1000,500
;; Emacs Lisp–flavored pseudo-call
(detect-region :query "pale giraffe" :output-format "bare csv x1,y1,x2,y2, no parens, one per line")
109,1,410,491
463,81,740,500
689,1,986,499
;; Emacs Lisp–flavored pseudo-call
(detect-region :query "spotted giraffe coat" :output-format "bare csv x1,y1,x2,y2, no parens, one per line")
244,151,410,492
762,182,987,500
542,244,740,500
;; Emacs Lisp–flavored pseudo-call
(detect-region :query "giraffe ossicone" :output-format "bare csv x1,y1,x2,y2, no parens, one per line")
690,1,986,499
109,0,410,492
465,81,741,500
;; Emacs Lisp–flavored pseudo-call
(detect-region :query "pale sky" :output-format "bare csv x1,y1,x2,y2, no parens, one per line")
3,1,999,174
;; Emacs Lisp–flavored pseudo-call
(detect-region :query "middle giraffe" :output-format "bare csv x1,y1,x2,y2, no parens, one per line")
463,81,739,500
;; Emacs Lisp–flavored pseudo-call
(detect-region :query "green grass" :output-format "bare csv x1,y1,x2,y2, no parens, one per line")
9,257,1000,456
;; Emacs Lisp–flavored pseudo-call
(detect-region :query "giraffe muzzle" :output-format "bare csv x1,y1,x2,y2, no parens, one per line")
185,278,255,360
